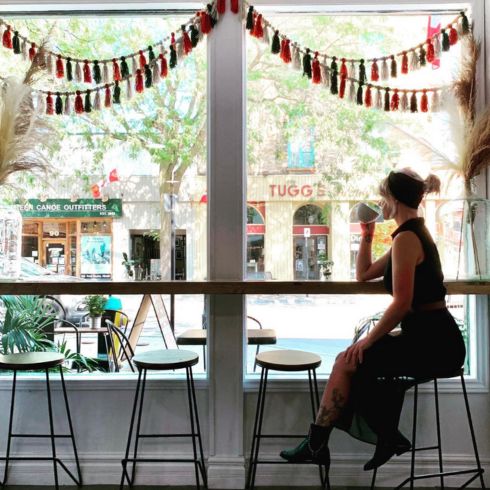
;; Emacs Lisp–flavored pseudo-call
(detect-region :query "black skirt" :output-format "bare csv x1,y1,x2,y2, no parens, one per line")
334,308,466,445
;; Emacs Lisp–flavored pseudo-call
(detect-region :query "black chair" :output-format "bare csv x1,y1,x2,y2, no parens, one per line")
246,349,330,490
0,352,82,489
120,349,206,489
104,319,136,372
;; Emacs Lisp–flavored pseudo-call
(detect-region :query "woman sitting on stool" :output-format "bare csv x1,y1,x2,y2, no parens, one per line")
280,168,466,472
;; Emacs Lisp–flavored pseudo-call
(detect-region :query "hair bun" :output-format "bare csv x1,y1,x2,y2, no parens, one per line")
424,173,441,194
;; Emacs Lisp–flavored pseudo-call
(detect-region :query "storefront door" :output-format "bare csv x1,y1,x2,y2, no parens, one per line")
293,235,327,280
44,241,66,274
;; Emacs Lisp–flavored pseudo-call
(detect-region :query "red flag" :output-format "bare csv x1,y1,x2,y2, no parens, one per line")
91,184,101,198
108,168,119,183
427,15,441,69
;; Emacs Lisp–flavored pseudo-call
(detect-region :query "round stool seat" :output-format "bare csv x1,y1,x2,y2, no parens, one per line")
133,349,199,371
256,349,321,372
0,352,65,370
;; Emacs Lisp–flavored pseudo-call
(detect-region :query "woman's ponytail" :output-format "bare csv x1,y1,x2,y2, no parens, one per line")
424,173,441,194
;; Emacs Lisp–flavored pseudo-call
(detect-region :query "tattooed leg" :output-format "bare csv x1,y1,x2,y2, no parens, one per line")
316,388,346,426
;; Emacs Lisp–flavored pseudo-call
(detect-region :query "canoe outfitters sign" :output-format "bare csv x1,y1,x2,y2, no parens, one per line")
16,199,123,218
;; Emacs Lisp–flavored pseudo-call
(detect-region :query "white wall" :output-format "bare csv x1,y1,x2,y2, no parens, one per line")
0,0,489,488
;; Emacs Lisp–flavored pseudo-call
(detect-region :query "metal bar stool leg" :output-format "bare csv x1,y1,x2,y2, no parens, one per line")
409,384,418,490
186,367,201,490
45,369,60,490
433,378,444,490
130,368,147,486
2,370,17,486
190,366,207,487
460,373,485,488
120,369,143,490
246,367,266,489
59,366,82,485
370,468,377,490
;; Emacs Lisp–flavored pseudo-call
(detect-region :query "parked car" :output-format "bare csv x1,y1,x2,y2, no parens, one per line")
20,258,81,282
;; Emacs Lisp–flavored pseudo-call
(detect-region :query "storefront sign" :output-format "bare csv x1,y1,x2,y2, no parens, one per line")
16,199,123,218
269,183,327,199
80,235,112,279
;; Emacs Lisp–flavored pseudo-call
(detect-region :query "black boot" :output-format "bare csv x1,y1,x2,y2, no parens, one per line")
363,431,411,471
280,423,331,466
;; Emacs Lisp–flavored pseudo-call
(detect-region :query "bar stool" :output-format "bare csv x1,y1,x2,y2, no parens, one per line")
246,349,330,490
120,349,206,489
0,352,82,489
369,368,485,489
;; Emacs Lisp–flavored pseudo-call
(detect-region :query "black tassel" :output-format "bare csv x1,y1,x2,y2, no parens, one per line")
357,83,363,105
461,12,470,35
330,57,338,95
384,88,390,111
303,48,312,79
390,55,397,78
207,4,217,28
84,91,92,113
442,29,450,51
410,92,418,112
148,46,155,62
359,59,366,84
113,81,121,104
121,57,129,78
419,46,426,66
93,60,102,84
246,6,254,30
190,25,199,47
12,31,20,54
169,44,177,69
55,92,63,115
66,58,73,81
271,30,281,54
144,64,152,88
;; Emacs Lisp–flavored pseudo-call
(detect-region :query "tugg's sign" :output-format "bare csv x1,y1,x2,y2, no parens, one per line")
17,199,123,218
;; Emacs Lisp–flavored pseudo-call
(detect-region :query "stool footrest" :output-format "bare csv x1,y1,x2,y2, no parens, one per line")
396,468,484,489
412,445,439,452
138,433,197,438
123,457,202,464
11,433,72,438
253,434,305,439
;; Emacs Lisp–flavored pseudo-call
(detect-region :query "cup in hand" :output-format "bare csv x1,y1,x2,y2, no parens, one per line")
355,202,381,224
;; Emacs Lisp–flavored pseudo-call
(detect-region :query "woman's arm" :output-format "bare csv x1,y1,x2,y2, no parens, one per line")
356,222,390,281
346,231,423,364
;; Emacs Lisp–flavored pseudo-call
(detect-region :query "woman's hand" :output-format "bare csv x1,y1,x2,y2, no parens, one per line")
360,221,375,239
344,336,373,365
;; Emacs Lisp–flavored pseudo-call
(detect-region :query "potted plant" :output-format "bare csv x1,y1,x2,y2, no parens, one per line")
85,295,107,329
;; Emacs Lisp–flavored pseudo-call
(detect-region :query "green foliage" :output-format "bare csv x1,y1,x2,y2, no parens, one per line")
84,295,107,317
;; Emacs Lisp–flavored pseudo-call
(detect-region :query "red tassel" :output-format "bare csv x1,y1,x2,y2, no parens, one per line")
426,39,435,63
200,10,212,34
74,91,84,114
390,89,400,111
56,55,64,78
253,14,263,39
421,90,429,112
401,51,409,74
371,59,379,81
339,77,346,99
135,69,144,93
83,60,92,83
2,25,12,49
365,85,372,107
449,25,458,45
250,12,256,36
231,0,239,14
112,59,121,81
28,43,36,61
46,92,54,115
312,52,321,84
340,58,348,79
182,28,193,55
217,0,226,14
159,54,168,78
104,85,111,107
139,50,147,69
280,39,291,63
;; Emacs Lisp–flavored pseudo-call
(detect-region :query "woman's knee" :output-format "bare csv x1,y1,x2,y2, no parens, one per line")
333,351,357,375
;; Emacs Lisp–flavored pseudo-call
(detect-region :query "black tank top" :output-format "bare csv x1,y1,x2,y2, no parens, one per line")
383,217,446,306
